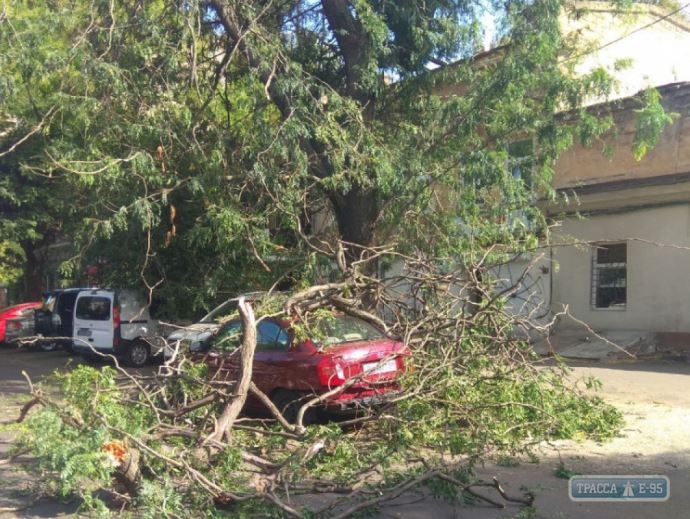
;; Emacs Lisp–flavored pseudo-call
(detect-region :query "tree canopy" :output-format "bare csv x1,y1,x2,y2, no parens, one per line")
0,0,646,310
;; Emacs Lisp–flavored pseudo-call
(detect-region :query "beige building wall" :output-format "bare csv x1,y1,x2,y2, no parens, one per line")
554,85,690,189
548,84,690,335
428,4,690,335
552,203,690,332
493,253,553,325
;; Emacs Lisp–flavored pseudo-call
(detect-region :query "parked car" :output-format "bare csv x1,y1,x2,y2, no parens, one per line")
0,302,42,346
194,312,408,423
34,288,89,353
71,289,163,367
166,292,270,352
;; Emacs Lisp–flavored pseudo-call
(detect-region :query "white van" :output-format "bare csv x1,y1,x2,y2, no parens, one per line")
72,289,162,367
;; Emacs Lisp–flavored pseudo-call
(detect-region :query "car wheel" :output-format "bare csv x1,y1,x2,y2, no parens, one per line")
125,340,150,368
39,340,59,352
271,390,316,426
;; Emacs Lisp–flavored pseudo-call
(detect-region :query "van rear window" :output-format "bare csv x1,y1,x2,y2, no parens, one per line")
76,296,111,321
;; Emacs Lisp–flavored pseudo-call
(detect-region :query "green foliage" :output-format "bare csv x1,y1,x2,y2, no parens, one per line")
2,0,672,304
554,461,579,479
632,88,678,160
15,404,111,500
394,334,623,460
514,506,537,519
290,308,337,345
0,241,24,285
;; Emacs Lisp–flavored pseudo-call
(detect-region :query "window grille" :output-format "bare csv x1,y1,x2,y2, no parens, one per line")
591,243,627,309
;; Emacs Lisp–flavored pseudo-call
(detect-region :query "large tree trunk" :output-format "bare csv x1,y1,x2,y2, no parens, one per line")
211,0,381,271
21,241,44,300
321,0,379,266
331,185,378,268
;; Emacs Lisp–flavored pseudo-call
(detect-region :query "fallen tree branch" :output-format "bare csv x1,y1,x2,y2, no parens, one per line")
16,396,43,423
491,476,534,505
205,296,257,444
248,382,298,433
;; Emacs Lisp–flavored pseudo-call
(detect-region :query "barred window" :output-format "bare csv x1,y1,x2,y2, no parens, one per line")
591,243,627,309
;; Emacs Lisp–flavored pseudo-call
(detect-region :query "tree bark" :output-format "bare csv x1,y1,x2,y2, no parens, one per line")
205,297,256,444
210,0,381,269
21,241,45,300
331,185,378,272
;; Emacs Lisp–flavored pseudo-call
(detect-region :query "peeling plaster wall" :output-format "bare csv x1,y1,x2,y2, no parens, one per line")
554,86,690,189
552,204,690,332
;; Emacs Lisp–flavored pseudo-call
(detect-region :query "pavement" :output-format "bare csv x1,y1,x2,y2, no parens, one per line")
531,327,690,362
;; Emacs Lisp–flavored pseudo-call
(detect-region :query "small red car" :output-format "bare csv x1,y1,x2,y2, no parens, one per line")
195,313,407,422
0,302,42,345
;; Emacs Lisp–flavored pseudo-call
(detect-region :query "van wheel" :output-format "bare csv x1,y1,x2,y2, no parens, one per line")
125,340,150,368
271,390,316,426
39,340,59,352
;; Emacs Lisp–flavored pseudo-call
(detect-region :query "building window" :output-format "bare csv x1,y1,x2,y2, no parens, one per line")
507,139,534,187
506,139,539,232
591,243,627,309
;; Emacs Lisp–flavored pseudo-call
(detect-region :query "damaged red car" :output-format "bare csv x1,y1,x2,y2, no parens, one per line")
193,313,408,423
0,302,42,346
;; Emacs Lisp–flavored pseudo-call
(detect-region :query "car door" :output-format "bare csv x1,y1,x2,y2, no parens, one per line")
204,319,293,394
252,319,293,393
34,293,57,336
73,292,115,352
57,291,79,338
